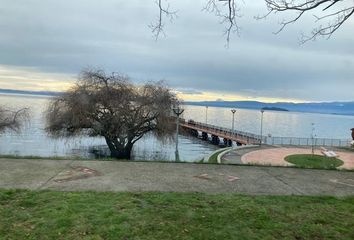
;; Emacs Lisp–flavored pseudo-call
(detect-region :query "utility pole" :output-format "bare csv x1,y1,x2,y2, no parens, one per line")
260,109,265,146
231,109,236,132
173,107,184,161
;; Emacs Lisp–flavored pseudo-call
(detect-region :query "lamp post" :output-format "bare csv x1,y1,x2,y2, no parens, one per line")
173,107,184,161
260,109,265,146
231,109,236,132
205,106,208,124
311,123,315,155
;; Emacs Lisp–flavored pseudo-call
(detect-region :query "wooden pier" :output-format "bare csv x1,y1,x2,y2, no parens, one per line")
179,119,351,147
180,119,262,146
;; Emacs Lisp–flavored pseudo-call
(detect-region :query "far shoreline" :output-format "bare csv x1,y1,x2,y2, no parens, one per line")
183,102,354,117
1,90,354,117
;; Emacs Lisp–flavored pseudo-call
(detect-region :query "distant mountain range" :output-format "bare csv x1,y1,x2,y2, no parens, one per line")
1,89,353,116
0,88,62,97
185,101,354,116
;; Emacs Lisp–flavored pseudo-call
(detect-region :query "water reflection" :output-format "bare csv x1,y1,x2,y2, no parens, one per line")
0,94,218,161
0,94,353,161
183,105,354,139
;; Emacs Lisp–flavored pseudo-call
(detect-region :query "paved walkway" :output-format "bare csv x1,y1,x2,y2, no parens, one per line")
222,145,275,164
241,148,354,169
1,158,354,196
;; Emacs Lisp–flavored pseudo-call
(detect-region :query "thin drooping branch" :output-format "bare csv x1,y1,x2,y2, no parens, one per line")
151,0,241,45
260,0,354,43
0,107,29,133
204,0,241,46
149,0,177,40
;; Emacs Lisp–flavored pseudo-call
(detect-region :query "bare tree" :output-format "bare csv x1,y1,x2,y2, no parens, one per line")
45,69,178,159
262,0,354,43
0,107,29,133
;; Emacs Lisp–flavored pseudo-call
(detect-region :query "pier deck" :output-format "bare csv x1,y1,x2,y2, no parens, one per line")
180,119,262,145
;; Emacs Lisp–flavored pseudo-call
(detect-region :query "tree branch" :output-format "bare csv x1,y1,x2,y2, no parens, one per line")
204,0,241,47
259,0,354,43
149,0,177,40
0,107,29,133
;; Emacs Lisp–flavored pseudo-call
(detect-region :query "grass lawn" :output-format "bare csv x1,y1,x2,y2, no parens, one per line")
285,154,344,169
1,190,354,239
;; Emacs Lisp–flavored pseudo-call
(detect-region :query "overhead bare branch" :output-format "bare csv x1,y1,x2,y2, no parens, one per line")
150,0,241,45
149,0,177,40
150,0,353,45
260,0,354,43
204,0,241,46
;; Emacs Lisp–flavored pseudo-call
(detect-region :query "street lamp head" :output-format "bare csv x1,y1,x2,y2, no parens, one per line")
231,109,236,114
261,109,265,113
173,107,184,116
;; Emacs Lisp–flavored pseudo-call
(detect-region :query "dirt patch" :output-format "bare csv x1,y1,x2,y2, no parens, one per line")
54,166,102,183
193,173,240,182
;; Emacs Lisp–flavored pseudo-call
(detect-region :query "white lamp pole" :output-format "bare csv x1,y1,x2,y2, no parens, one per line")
231,109,236,132
205,106,208,124
311,123,315,155
173,107,184,161
260,109,265,146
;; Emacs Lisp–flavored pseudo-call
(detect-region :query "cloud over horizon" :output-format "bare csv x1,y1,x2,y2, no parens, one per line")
0,0,353,102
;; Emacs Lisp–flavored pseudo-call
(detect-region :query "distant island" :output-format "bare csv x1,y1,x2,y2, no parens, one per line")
185,100,354,116
261,107,289,112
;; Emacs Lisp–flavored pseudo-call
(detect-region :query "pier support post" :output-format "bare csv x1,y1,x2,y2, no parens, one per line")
212,135,220,145
202,132,208,141
223,138,228,146
190,129,198,137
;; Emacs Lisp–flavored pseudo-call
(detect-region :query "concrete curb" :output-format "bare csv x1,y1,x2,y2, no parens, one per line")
218,145,259,164
204,148,228,163
217,147,233,164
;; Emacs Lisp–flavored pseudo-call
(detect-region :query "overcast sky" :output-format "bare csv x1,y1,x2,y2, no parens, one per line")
0,0,353,102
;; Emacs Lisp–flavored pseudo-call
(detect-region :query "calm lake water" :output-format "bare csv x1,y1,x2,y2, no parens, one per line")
0,94,353,161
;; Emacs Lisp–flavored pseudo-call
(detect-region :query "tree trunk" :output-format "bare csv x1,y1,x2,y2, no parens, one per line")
110,147,132,159
105,137,133,159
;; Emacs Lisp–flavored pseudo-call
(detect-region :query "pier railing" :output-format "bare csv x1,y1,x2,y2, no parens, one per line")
180,119,264,144
180,118,351,147
265,137,351,147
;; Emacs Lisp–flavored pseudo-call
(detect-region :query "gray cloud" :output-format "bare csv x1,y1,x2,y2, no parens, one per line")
175,88,204,95
0,0,353,101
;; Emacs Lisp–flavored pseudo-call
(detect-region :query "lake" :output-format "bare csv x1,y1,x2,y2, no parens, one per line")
0,94,353,161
